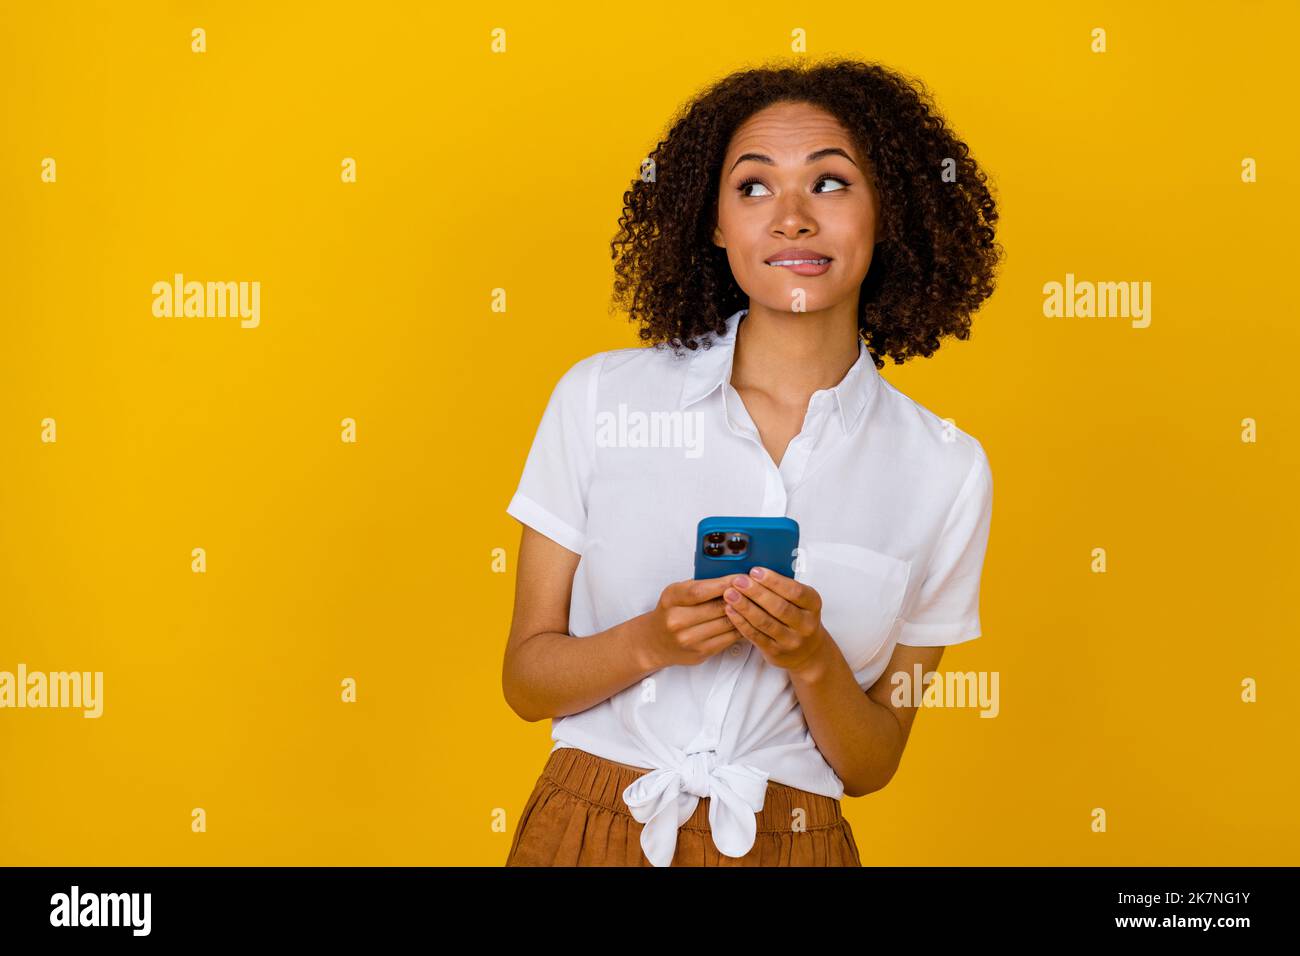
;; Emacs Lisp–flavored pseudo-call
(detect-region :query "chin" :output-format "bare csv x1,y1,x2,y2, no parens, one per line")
764,297,837,315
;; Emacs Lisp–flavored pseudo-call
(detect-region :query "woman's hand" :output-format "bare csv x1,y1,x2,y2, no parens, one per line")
636,576,743,670
721,566,830,674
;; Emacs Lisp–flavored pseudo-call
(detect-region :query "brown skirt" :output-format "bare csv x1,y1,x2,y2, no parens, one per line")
505,745,862,866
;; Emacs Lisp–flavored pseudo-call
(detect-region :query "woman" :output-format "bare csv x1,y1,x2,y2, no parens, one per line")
502,57,1001,867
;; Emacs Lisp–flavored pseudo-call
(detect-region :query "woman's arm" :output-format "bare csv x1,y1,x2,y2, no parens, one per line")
719,568,950,798
502,525,737,723
502,526,654,722
788,639,946,797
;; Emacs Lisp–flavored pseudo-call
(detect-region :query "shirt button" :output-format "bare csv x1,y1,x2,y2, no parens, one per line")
729,645,742,656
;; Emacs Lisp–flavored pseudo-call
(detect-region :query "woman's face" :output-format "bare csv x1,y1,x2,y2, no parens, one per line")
713,100,881,316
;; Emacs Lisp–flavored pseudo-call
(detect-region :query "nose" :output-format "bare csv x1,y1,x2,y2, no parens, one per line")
771,193,815,237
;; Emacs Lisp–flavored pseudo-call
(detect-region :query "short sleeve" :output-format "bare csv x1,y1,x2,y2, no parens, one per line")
896,443,993,647
505,353,602,556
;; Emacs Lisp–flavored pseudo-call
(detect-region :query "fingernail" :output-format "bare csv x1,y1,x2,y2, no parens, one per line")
724,588,739,602
750,567,766,580
733,576,750,589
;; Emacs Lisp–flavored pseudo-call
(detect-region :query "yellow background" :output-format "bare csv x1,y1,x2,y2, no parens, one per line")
2,1,1296,865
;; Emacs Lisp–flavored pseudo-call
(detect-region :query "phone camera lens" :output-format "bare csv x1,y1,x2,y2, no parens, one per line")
726,534,747,553
705,532,726,544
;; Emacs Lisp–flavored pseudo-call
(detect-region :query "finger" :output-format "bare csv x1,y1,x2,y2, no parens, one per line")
672,576,735,606
694,623,744,656
747,566,819,612
723,587,795,644
676,613,738,642
723,602,775,649
681,616,743,655
671,596,732,628
728,574,801,630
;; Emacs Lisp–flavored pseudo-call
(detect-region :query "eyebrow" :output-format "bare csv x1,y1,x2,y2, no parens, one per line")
728,147,859,174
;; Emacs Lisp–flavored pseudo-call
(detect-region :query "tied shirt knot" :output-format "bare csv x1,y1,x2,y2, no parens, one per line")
621,750,770,867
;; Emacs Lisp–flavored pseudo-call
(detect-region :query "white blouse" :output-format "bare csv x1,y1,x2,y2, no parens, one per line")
506,308,993,867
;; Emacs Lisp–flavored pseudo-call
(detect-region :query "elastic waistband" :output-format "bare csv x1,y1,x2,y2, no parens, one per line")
541,746,845,833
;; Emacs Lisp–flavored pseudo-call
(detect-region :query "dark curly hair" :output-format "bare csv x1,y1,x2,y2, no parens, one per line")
609,56,1003,368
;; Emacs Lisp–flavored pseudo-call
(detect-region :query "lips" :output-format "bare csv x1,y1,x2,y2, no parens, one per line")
764,247,832,265
764,247,833,277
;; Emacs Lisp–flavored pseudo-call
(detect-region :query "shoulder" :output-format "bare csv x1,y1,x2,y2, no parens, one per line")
872,376,991,488
553,342,691,403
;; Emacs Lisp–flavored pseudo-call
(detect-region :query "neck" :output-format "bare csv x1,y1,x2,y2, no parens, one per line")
730,301,862,404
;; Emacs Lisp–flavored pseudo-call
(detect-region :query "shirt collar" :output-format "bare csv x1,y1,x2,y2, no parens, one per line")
678,308,881,435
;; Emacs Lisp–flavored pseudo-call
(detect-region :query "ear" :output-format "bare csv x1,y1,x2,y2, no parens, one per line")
712,223,725,249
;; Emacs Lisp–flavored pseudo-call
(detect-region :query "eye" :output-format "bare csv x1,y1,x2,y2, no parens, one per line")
736,174,851,197
813,174,850,193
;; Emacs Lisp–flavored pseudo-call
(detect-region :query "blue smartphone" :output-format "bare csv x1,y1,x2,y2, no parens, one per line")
693,516,800,580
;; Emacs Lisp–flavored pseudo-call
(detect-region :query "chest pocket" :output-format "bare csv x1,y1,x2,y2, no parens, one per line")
797,541,913,672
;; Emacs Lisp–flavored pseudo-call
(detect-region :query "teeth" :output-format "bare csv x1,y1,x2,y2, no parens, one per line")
768,258,829,266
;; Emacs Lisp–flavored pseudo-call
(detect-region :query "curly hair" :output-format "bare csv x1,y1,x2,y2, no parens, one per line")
609,56,1003,368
